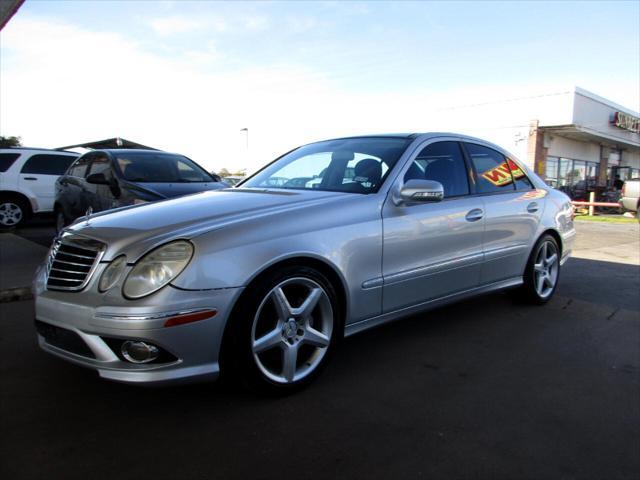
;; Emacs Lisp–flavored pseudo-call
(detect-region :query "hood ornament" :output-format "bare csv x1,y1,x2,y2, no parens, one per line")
84,206,93,226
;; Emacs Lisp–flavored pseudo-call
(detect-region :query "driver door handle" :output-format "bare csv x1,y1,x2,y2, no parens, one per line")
465,208,484,222
23,177,37,181
527,202,539,213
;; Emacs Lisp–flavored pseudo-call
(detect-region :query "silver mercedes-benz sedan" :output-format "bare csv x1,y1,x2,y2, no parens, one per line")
33,133,575,392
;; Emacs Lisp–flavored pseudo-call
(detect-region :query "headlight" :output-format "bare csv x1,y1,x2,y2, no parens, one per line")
98,255,127,292
122,241,193,299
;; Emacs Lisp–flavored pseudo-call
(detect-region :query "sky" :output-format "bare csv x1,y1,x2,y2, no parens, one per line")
1,0,639,173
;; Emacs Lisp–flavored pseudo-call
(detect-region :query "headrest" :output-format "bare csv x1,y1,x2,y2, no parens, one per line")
354,158,382,185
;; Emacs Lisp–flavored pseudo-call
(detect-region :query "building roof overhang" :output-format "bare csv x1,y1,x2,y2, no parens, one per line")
540,124,640,152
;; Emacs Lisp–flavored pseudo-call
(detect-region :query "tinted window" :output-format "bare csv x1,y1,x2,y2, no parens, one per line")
404,141,469,197
115,153,212,183
68,156,90,178
87,155,112,177
20,154,77,175
0,153,20,172
465,143,516,194
244,137,411,193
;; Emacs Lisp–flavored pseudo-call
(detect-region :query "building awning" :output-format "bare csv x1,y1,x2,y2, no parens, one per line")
540,125,640,152
56,137,158,151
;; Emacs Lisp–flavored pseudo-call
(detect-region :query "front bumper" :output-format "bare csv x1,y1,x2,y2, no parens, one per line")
34,264,242,385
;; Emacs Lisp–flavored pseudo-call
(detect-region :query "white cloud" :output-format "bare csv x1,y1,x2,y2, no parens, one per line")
148,15,207,36
242,15,269,31
1,16,637,175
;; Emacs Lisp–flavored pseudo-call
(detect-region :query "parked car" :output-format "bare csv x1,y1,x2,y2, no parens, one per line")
54,149,226,231
34,133,575,393
619,178,640,218
0,148,79,227
220,175,245,187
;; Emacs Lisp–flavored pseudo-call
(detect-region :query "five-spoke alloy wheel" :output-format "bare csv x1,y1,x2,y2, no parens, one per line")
229,266,340,393
520,234,561,304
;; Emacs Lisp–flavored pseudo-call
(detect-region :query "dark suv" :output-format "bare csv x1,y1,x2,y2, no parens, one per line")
55,149,225,231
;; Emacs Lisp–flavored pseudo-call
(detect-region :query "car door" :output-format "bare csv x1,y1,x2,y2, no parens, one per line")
381,140,485,313
462,142,543,285
18,154,77,212
85,153,120,213
60,154,91,221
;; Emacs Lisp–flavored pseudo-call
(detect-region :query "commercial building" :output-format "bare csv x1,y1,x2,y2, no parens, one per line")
443,87,639,200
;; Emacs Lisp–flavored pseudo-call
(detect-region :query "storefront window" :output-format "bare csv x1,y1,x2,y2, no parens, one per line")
585,162,599,189
545,156,559,187
547,157,600,199
558,158,572,187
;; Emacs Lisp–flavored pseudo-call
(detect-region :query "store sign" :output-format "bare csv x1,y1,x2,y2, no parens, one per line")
612,111,640,134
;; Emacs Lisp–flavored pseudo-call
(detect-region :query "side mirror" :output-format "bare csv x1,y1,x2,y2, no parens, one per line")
397,179,444,204
86,173,110,185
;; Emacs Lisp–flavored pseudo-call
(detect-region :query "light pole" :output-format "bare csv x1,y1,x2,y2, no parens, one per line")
240,128,248,150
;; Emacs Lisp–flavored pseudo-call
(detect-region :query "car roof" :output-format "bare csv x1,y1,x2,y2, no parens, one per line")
0,147,78,154
91,149,173,155
311,132,507,144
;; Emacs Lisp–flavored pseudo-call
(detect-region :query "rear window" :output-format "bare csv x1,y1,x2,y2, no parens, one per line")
20,154,77,175
0,153,20,172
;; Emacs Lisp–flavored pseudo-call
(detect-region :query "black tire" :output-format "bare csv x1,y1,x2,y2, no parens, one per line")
0,196,30,228
225,265,341,394
518,234,561,305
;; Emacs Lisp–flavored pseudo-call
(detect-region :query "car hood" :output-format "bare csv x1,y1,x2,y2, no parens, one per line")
122,180,225,199
65,188,351,261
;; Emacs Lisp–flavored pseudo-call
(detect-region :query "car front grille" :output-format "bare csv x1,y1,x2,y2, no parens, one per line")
45,234,106,291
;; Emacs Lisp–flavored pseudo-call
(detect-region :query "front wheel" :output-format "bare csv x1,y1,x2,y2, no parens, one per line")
228,266,340,394
519,234,561,304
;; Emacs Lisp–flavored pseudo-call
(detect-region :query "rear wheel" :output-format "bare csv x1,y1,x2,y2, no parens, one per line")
0,197,29,228
228,266,340,394
519,234,561,304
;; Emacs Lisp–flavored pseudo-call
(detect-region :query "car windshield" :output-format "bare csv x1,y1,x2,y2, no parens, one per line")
115,152,213,183
243,137,411,194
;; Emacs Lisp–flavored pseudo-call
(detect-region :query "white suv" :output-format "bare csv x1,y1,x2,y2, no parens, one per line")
0,148,78,227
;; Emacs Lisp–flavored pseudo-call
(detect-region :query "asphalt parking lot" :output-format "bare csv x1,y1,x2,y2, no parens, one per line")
1,219,638,479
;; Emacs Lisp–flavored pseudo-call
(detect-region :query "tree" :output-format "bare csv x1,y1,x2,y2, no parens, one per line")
0,135,22,147
218,167,231,177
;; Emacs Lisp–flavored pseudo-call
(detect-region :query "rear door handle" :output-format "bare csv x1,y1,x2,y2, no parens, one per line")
23,177,37,181
527,202,539,213
465,208,484,222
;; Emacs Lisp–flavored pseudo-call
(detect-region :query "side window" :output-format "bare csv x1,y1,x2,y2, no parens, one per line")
510,158,535,190
0,153,20,172
20,154,77,175
404,141,469,197
87,155,112,177
67,156,90,178
465,143,516,194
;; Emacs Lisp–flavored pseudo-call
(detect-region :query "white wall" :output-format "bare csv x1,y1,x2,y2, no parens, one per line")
572,88,640,146
546,135,601,162
622,150,640,169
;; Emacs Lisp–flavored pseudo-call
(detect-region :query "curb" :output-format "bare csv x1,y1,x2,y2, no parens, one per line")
0,287,33,303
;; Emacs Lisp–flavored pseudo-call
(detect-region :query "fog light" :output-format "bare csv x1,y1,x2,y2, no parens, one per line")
121,341,159,364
